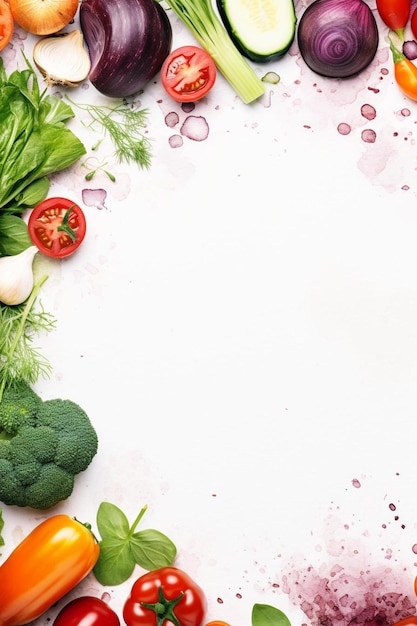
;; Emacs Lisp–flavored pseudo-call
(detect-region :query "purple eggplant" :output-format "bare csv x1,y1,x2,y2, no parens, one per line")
80,0,172,98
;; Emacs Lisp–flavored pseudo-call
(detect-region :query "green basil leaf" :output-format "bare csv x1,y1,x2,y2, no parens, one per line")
93,536,136,586
96,501,130,540
252,604,292,626
0,215,31,256
130,529,177,570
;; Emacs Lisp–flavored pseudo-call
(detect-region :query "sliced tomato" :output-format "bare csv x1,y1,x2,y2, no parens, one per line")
28,197,86,258
0,0,14,51
160,45,216,103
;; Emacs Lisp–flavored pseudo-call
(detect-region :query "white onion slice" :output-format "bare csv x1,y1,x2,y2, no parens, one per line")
33,30,91,87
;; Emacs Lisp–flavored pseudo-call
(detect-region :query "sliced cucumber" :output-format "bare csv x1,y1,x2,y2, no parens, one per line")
217,0,297,62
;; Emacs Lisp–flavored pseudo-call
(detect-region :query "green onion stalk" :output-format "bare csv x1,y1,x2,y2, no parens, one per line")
163,0,266,104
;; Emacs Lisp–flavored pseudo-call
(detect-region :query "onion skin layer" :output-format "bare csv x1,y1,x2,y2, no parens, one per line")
297,0,379,79
79,0,172,98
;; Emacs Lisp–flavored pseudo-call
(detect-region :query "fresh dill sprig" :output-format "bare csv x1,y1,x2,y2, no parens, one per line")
0,275,56,401
67,97,152,170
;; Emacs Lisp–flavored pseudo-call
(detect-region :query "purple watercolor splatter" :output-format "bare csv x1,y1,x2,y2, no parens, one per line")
180,116,209,141
82,188,107,211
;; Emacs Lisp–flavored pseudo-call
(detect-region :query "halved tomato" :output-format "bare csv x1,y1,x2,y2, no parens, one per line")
0,0,14,51
28,197,86,258
160,45,216,103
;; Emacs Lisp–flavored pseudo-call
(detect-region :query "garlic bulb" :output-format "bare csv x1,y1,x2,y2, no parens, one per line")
0,246,39,306
33,30,91,87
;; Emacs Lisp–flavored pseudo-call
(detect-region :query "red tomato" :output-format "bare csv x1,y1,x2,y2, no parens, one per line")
411,6,417,40
160,45,216,103
28,197,86,258
123,567,207,626
376,0,410,31
54,597,120,626
0,0,14,51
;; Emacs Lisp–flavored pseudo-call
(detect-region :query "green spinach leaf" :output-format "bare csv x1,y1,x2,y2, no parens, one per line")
252,604,292,626
0,55,85,215
0,215,31,256
93,502,177,586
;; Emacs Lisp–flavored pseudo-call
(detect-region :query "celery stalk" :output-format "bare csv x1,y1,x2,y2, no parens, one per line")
163,0,266,104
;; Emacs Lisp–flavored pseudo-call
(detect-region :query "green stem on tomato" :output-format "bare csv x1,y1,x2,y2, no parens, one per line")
57,206,77,242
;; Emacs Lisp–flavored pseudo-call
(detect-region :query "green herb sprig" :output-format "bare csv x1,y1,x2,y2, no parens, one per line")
67,98,152,170
0,275,56,402
93,502,177,586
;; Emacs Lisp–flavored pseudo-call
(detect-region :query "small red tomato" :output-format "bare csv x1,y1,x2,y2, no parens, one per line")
411,7,417,40
28,197,86,258
160,45,216,103
54,596,120,626
123,566,207,626
376,0,410,31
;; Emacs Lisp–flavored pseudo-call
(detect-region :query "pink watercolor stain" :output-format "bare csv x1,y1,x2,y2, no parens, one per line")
361,104,377,121
180,116,209,141
361,129,377,144
82,188,107,210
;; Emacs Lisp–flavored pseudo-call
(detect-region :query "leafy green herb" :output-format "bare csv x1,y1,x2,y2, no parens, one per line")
252,604,292,626
67,97,152,169
0,55,85,216
93,502,177,586
0,510,4,555
0,215,32,256
0,275,56,402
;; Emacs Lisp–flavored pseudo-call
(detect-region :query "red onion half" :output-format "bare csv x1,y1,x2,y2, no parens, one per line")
297,0,379,78
80,0,172,98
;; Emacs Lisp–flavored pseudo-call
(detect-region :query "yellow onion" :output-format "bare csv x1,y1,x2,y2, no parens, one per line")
9,0,79,35
33,30,91,87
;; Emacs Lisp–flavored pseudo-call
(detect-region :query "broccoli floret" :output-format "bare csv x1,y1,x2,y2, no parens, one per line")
0,385,98,510
0,381,42,436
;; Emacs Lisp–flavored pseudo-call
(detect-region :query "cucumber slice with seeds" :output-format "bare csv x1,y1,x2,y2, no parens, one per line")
217,0,297,62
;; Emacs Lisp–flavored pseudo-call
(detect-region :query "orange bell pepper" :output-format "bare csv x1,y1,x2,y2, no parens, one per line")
390,37,417,101
0,514,99,626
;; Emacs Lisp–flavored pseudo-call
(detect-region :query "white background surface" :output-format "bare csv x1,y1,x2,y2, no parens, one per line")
2,0,417,624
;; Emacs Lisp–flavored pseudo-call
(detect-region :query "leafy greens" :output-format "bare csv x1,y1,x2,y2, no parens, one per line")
0,55,85,215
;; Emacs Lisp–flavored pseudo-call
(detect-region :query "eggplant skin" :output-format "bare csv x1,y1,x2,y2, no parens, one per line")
80,0,172,98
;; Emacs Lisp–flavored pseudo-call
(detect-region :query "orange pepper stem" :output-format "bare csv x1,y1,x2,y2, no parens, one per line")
389,35,405,63
74,518,99,544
